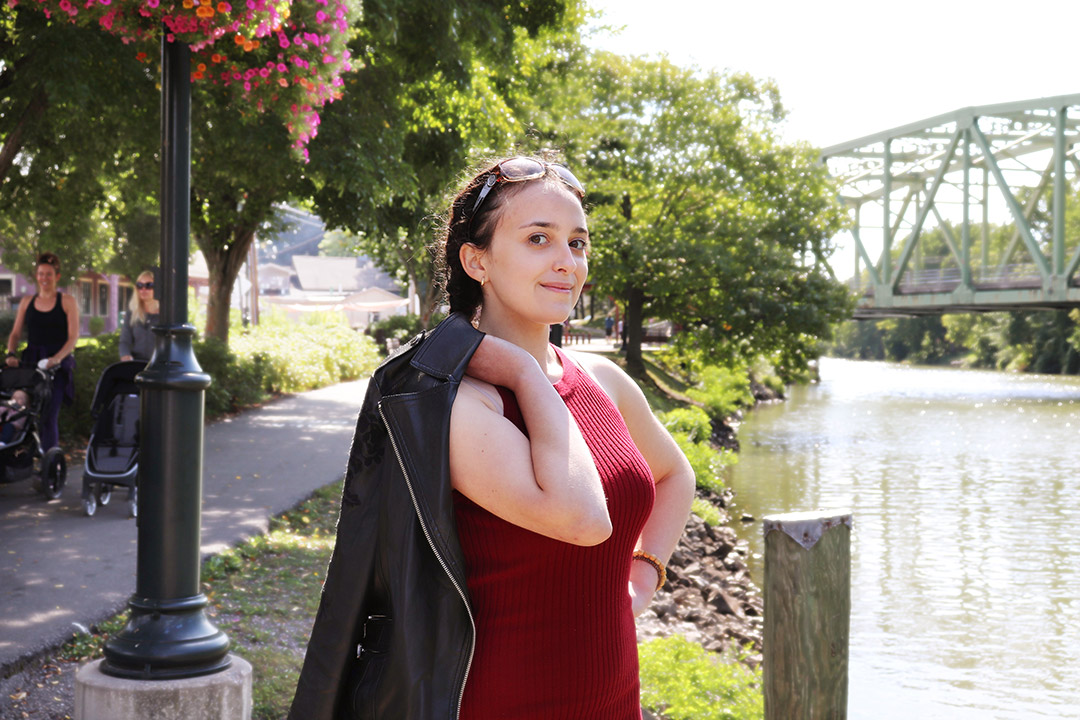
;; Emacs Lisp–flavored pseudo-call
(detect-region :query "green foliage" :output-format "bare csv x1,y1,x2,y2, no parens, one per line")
639,636,763,720
520,48,852,371
366,313,431,354
685,365,753,423
57,314,380,444
0,310,15,343
658,406,735,496
0,5,160,277
302,0,584,323
832,309,1080,375
231,311,381,395
88,316,105,336
658,406,713,443
691,497,724,526
193,336,267,418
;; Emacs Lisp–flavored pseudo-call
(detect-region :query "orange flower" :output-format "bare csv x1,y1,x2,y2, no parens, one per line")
197,63,207,72
182,0,194,8
196,6,215,18
234,34,245,45
243,40,255,51
192,70,204,80
278,77,288,87
217,2,230,12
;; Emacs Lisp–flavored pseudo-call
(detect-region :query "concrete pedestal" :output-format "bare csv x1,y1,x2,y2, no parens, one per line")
75,654,252,720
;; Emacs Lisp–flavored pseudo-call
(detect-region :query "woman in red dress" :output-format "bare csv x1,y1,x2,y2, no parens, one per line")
443,156,695,719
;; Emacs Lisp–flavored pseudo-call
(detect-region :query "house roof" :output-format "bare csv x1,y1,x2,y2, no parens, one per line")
291,255,362,292
259,263,293,278
343,287,410,311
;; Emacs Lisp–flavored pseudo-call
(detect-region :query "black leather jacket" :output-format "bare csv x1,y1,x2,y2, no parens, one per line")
289,313,484,720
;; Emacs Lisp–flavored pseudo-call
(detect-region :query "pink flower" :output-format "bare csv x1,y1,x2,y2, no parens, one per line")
315,10,326,23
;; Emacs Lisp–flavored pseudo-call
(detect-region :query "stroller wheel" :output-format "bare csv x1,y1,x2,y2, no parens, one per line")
40,448,67,500
97,485,112,506
83,492,98,517
128,486,138,519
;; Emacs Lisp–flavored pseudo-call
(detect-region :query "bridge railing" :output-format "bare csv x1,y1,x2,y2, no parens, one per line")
849,263,1048,294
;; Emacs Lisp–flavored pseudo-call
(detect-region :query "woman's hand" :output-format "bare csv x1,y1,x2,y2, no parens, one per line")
464,334,536,391
4,355,17,368
120,355,133,362
629,557,661,617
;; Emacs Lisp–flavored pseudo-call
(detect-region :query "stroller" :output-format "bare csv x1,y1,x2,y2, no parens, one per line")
81,361,142,517
0,365,67,499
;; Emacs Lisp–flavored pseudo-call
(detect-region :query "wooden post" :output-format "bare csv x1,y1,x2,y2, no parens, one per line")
763,510,852,720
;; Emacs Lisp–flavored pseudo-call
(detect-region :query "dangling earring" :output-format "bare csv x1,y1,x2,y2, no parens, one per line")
480,277,486,288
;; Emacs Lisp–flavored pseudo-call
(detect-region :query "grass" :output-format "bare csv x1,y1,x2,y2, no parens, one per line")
56,483,341,720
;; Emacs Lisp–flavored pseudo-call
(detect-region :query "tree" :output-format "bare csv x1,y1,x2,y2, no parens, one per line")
523,51,851,373
0,6,159,276
300,0,584,325
9,0,360,344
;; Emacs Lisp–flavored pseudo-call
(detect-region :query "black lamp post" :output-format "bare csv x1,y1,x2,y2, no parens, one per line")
101,32,230,680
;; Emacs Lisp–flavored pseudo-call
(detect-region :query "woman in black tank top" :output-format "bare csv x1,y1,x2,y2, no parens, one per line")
5,252,80,451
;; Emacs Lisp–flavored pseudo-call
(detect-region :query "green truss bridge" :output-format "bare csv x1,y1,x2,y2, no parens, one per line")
822,94,1080,319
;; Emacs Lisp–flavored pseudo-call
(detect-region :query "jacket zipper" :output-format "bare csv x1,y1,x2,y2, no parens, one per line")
379,403,475,720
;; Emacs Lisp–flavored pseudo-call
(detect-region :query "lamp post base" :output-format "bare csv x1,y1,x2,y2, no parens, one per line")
75,654,251,720
102,594,230,680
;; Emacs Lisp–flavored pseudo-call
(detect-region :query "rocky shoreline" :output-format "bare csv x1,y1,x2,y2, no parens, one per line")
635,381,787,667
635,487,763,666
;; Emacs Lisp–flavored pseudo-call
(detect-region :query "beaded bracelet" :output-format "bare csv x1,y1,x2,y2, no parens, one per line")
632,550,667,592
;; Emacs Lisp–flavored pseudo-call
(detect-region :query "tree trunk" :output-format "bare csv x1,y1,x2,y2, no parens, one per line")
199,227,256,346
624,286,646,373
0,87,47,185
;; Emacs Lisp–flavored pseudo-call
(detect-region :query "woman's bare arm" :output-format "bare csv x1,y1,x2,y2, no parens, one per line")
574,352,695,616
449,335,612,546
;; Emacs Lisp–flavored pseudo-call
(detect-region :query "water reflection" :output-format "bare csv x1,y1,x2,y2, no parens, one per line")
726,358,1080,719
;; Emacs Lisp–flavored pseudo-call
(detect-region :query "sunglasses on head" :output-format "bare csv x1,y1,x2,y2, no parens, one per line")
468,157,585,234
136,281,154,290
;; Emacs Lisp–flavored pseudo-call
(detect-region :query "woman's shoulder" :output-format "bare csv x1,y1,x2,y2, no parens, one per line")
562,349,638,405
60,293,78,310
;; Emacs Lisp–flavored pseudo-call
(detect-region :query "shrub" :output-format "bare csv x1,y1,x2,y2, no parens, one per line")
0,310,17,343
88,316,106,336
231,311,380,394
685,365,753,423
658,406,713,443
639,636,762,720
658,406,735,496
366,313,443,354
691,497,724,526
57,312,381,445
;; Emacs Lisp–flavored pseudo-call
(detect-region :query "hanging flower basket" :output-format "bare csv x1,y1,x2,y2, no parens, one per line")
13,0,359,158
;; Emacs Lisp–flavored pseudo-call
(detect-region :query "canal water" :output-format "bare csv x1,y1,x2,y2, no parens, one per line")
725,357,1080,719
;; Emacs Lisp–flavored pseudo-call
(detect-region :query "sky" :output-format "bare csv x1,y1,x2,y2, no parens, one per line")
585,0,1080,150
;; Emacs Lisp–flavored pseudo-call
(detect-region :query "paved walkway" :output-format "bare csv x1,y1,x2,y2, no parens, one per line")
0,379,368,672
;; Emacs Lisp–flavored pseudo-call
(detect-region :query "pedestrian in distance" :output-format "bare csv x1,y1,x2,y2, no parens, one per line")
290,154,695,720
119,270,160,362
605,313,615,339
4,252,79,451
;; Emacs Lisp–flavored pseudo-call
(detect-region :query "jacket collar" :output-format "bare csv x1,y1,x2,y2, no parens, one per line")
410,313,484,382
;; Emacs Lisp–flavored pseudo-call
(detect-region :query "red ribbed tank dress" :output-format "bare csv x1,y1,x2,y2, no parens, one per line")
454,346,655,719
